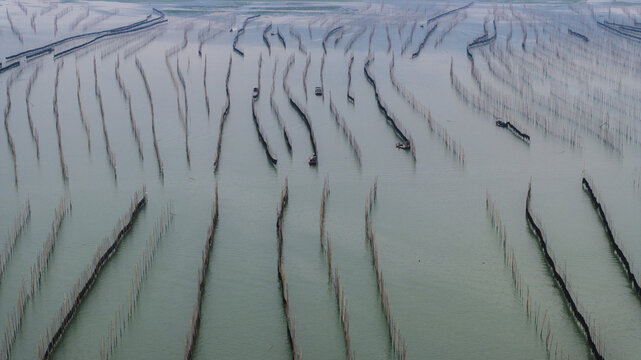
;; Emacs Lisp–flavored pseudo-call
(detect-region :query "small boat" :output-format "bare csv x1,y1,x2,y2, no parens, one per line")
252,87,259,100
314,87,323,96
395,142,410,150
308,153,318,166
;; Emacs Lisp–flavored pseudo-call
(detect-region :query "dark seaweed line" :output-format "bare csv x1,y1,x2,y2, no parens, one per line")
135,58,164,178
2,197,70,360
263,23,273,55
363,56,411,149
277,26,287,49
582,175,641,298
93,58,118,179
0,199,31,286
251,93,278,165
525,182,604,360
214,55,233,171
4,81,18,185
40,188,147,360
53,62,69,181
270,59,293,153
25,66,42,159
322,25,343,54
318,178,355,359
347,54,354,104
328,96,362,165
5,9,166,62
411,24,437,59
283,55,318,165
233,15,260,56
184,185,219,360
276,179,302,360
101,203,173,360
365,182,407,360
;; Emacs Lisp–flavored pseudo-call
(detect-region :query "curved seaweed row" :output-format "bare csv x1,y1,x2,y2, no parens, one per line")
184,184,219,360
116,56,144,159
197,22,222,57
53,62,70,181
323,25,343,54
214,55,233,171
93,58,118,179
386,24,392,53
328,96,362,165
203,55,211,117
389,55,464,163
525,182,605,360
4,8,165,64
367,25,376,56
0,199,31,285
283,54,318,165
344,26,367,55
486,193,569,360
176,59,191,163
582,174,641,298
289,25,307,54
364,182,407,360
400,21,417,55
3,79,18,185
277,26,287,49
135,57,164,178
270,59,293,153
347,54,355,104
411,24,437,58
39,187,147,360
466,20,497,61
233,14,260,56
363,55,412,150
251,60,278,166
101,203,174,360
25,66,42,159
263,23,273,55
276,178,302,360
302,52,311,100
318,178,355,359
320,53,326,100
1,197,69,360
434,12,467,48
5,8,23,44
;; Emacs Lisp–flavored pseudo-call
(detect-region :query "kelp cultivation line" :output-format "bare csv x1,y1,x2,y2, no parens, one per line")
289,25,307,54
364,182,407,360
486,193,569,360
322,25,343,54
303,53,311,100
328,96,362,165
184,184,219,360
251,55,278,165
582,174,641,299
101,202,174,360
116,56,144,159
203,55,211,117
53,61,70,181
3,9,166,67
276,178,302,360
197,22,222,57
466,20,497,61
525,182,605,360
3,76,19,185
411,24,437,59
363,55,412,152
1,197,70,360
270,59,293,153
74,66,92,151
320,53,326,100
214,55,233,171
318,178,355,360
176,59,191,163
277,26,287,49
283,54,318,166
25,66,42,159
0,199,30,286
389,54,465,164
93,58,118,179
39,187,147,360
263,23,273,55
5,8,24,44
344,26,367,55
400,21,417,55
164,50,187,137
233,14,260,56
347,54,354,104
135,57,164,178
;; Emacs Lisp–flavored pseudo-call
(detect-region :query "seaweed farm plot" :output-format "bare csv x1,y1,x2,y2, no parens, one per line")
2,1,641,359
